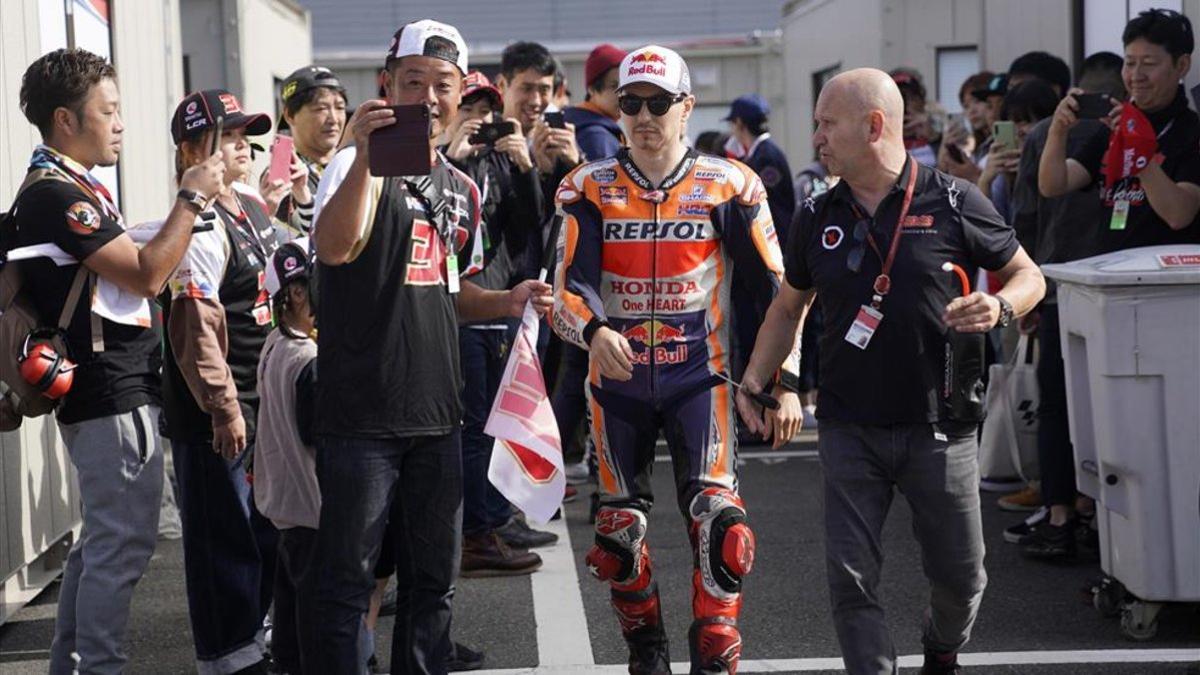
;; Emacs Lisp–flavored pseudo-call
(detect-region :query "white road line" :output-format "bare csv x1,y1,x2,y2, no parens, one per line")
529,514,594,667
474,648,1200,674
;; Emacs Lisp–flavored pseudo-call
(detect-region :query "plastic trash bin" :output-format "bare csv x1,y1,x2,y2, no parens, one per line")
1042,244,1200,640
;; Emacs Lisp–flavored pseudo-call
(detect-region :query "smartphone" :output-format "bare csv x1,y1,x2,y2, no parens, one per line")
468,121,516,146
368,104,432,177
992,120,1015,150
544,111,566,129
268,135,295,185
209,116,224,156
1074,92,1114,120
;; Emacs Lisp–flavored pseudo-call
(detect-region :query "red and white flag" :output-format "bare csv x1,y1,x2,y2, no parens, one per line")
486,302,564,524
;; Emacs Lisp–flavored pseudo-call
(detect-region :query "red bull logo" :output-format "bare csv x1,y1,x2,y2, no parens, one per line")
622,320,688,345
630,51,667,64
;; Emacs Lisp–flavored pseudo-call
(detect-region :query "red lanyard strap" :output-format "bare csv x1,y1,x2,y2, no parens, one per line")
867,158,917,308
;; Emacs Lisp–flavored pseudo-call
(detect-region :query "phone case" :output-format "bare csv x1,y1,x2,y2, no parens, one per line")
268,136,294,184
368,105,433,177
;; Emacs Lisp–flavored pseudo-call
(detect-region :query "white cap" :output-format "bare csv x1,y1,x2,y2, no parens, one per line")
617,45,691,96
386,19,468,74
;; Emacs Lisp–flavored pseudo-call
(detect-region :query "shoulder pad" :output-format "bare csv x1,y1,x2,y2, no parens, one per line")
692,156,749,194
731,160,767,206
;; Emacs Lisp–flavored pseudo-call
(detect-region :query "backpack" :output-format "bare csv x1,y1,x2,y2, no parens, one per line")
0,171,91,429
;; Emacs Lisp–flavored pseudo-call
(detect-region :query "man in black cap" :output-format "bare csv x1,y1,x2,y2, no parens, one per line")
273,66,348,234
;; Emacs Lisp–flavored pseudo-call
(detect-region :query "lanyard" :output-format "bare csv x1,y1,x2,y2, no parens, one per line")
215,196,270,265
851,157,918,309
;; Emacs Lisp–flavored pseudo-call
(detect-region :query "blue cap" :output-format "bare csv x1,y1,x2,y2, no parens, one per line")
724,94,770,123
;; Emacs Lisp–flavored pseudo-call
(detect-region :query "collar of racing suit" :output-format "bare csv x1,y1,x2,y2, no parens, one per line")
616,147,700,195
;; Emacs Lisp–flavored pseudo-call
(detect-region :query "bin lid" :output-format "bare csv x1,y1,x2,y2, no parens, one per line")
1042,245,1200,286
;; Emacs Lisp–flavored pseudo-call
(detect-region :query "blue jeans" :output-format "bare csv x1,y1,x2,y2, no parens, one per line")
460,328,514,535
314,432,463,675
173,438,278,674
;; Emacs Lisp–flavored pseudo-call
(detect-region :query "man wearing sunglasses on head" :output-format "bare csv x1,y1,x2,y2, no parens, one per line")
551,45,801,675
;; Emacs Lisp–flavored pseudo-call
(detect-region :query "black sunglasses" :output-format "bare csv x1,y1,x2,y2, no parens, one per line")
618,93,686,117
846,219,870,273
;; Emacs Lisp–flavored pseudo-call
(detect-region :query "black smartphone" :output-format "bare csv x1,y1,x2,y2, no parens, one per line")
1074,92,1114,120
946,143,967,164
368,104,432,177
209,116,224,156
468,121,517,146
544,111,566,129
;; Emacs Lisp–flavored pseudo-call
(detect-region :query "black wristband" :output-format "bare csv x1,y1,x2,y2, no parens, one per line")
778,370,801,395
583,318,610,347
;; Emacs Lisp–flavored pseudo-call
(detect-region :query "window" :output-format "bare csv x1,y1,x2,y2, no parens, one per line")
936,47,980,113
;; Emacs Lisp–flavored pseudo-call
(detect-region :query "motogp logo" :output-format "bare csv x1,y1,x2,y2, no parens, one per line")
822,225,844,250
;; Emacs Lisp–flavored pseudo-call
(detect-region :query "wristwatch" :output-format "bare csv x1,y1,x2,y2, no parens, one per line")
993,294,1014,328
177,188,209,213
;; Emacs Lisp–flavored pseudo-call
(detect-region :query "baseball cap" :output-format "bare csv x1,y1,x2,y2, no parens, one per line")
724,94,770,123
971,73,1008,101
890,67,927,101
281,66,345,105
265,237,311,297
585,43,628,88
385,19,468,74
618,45,691,96
171,89,271,145
462,71,502,108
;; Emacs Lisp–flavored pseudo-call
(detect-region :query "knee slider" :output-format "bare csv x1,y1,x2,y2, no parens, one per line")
689,488,756,599
587,506,648,585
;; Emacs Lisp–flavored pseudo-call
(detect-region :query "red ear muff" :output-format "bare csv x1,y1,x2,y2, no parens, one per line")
18,332,76,400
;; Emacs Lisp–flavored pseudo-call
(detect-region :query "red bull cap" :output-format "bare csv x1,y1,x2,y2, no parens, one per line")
618,45,691,96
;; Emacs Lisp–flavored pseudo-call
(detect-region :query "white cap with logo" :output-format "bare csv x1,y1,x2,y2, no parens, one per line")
386,19,468,74
617,45,691,96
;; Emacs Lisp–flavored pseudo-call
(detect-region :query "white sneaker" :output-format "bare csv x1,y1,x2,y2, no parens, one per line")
565,460,590,485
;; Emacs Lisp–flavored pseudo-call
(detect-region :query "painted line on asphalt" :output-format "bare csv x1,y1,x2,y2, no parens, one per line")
529,512,594,667
474,648,1200,674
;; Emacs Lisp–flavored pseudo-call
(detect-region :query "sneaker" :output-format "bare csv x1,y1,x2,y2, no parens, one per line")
1004,506,1049,544
997,485,1041,512
447,641,485,671
802,405,818,430
1022,519,1077,561
378,586,398,617
496,516,558,549
920,649,961,674
565,460,590,485
460,532,543,577
563,485,580,503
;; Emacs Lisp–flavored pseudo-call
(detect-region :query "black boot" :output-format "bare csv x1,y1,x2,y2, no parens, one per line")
627,626,671,675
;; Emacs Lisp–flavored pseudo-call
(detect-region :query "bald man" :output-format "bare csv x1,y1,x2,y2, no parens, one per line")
736,69,1045,675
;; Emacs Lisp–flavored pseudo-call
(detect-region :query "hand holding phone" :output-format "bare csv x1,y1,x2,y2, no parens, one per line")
544,111,566,129
1073,92,1116,120
468,121,517,146
992,120,1015,150
368,104,432,177
268,135,295,185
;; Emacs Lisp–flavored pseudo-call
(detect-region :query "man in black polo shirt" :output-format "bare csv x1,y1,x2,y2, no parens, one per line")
311,19,551,674
9,48,224,674
736,69,1045,675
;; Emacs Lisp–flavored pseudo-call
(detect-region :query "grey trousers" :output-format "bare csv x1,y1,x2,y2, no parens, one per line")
49,405,164,675
818,420,987,675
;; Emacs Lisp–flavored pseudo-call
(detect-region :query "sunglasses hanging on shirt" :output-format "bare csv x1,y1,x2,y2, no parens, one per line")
618,93,687,116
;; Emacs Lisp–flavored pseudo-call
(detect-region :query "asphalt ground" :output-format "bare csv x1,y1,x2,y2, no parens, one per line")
1,430,1197,674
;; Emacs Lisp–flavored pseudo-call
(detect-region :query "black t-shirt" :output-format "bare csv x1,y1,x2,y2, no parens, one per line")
1071,88,1200,252
785,159,1019,425
11,177,161,424
314,150,481,438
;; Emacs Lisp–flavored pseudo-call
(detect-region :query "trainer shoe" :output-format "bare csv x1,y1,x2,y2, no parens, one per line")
997,484,1041,512
565,459,591,485
1004,506,1049,544
1022,519,1077,561
497,515,558,549
460,532,542,577
920,648,961,674
447,641,485,671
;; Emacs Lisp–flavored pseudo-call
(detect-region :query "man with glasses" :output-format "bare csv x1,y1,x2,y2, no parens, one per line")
551,45,801,675
734,68,1044,675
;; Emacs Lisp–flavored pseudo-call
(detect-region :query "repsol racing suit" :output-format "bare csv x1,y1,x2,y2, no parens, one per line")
552,148,798,674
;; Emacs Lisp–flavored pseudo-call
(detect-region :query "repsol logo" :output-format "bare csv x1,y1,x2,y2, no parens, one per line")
604,220,709,241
